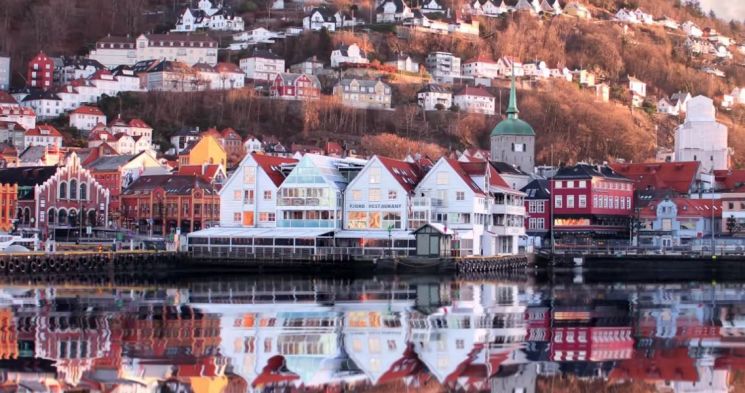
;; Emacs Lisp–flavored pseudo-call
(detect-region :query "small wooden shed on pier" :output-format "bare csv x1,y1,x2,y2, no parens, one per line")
412,223,453,257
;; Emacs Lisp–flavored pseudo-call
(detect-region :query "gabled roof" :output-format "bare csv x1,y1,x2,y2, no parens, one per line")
376,156,424,193
610,161,698,194
221,127,241,139
0,92,18,105
86,154,139,171
464,54,496,64
377,0,408,13
25,125,62,137
128,118,151,128
22,90,61,102
714,169,745,192
521,178,550,199
252,152,297,187
177,164,224,182
445,158,486,196
309,7,337,21
490,161,529,176
213,62,243,74
88,128,114,141
71,106,105,116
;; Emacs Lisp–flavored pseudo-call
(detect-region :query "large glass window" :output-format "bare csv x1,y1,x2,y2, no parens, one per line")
348,212,367,229
368,212,382,229
382,212,401,229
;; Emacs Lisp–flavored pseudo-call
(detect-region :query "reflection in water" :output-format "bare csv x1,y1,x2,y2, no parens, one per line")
0,277,744,391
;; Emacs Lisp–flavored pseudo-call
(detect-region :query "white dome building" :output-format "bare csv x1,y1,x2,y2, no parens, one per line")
674,95,730,173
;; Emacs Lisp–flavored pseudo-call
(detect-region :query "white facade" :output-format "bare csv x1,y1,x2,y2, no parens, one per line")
674,96,730,173
462,58,500,79
682,21,703,38
69,110,106,131
376,0,414,22
330,44,369,68
172,1,244,32
0,57,10,91
385,55,419,73
628,76,646,97
417,87,452,111
425,52,461,82
453,88,495,115
219,153,293,228
88,33,218,68
239,54,285,81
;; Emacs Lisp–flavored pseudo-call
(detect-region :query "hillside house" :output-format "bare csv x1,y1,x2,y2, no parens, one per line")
333,79,392,110
330,44,369,68
425,52,461,83
289,56,325,75
462,55,500,79
682,21,703,38
376,0,414,22
422,0,446,13
172,0,244,32
564,2,591,19
303,7,357,31
69,106,106,131
385,54,420,73
495,57,524,78
657,97,680,116
453,86,495,115
24,125,63,149
270,73,321,100
539,0,562,15
417,84,452,111
239,48,285,81
89,33,218,67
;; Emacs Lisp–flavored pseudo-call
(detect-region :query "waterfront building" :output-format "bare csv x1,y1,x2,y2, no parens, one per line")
277,154,366,230
120,174,219,235
490,74,535,174
638,197,720,248
610,161,701,198
0,153,110,239
521,179,550,246
551,164,634,244
674,95,730,173
413,158,525,255
86,152,169,226
219,152,296,228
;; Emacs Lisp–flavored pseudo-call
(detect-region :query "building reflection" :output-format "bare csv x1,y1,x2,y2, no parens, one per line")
1,279,745,391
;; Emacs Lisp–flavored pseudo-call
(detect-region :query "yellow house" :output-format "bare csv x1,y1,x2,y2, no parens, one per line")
179,135,227,167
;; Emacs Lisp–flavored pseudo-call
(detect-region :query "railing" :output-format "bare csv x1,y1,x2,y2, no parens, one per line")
412,197,444,208
189,244,416,259
276,219,335,228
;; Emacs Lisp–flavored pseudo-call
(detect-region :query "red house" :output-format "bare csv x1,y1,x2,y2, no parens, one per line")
27,51,55,89
552,164,634,244
269,73,321,100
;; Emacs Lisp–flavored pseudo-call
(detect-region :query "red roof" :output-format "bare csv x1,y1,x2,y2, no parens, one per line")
71,106,105,116
713,169,745,192
488,162,511,189
377,156,424,193
221,127,241,140
0,106,34,116
88,128,114,141
111,133,132,141
0,92,17,105
177,164,223,183
201,127,222,139
0,121,26,131
325,141,343,156
445,158,486,196
25,124,62,137
610,161,699,194
213,62,243,74
128,118,151,128
454,86,494,98
639,197,721,219
252,153,297,187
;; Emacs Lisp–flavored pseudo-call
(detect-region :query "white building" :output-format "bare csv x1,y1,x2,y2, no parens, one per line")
481,0,509,16
289,56,325,75
682,21,703,38
330,43,369,68
230,28,283,50
333,79,392,110
69,106,106,131
425,52,461,83
495,57,524,78
20,90,63,120
417,84,452,111
376,0,414,22
340,156,425,254
239,48,285,81
88,33,218,68
731,87,745,106
219,152,297,227
422,0,446,13
462,55,500,79
384,54,419,73
615,8,639,24
303,7,357,31
453,86,495,115
172,0,244,32
0,56,9,91
277,154,366,230
674,95,730,173
657,97,680,116
523,61,550,79
243,135,263,153
24,124,63,149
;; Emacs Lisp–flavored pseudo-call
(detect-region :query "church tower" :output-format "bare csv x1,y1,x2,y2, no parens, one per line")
490,73,536,173
674,95,729,173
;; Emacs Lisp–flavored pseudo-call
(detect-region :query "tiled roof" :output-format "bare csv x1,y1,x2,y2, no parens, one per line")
377,156,423,193
446,158,486,196
490,161,529,176
252,152,297,187
142,33,216,46
554,163,631,181
454,86,494,98
177,164,223,182
640,197,721,219
25,125,62,137
88,128,114,141
221,127,241,139
464,54,496,64
123,174,217,195
21,90,61,102
714,169,745,191
71,106,105,116
213,62,243,74
610,161,699,194
128,118,151,128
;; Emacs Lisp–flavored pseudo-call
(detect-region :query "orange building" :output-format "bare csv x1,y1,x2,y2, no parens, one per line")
0,183,16,232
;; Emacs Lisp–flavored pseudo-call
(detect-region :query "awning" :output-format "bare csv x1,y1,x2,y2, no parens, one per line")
333,230,414,240
187,227,333,239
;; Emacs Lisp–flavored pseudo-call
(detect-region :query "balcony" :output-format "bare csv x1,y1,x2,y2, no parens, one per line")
490,204,526,216
488,225,526,236
278,197,324,207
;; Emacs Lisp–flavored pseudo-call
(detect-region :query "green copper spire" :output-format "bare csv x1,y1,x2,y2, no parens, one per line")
506,64,519,119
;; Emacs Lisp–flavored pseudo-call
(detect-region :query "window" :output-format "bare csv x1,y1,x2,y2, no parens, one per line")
388,190,397,200
555,181,562,189
382,212,401,229
79,183,87,200
233,212,241,222
567,195,575,208
368,189,381,202
243,166,256,184
259,212,275,222
436,172,448,185
352,190,361,201
59,181,67,199
578,195,586,208
349,212,367,229
456,191,465,201
627,197,631,209
579,180,586,188
555,195,562,208
263,190,272,200
369,167,381,184
233,190,242,201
